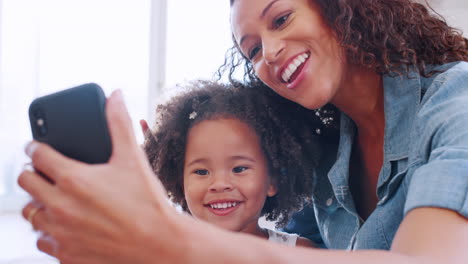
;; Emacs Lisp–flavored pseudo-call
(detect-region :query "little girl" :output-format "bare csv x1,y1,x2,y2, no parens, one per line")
143,80,333,247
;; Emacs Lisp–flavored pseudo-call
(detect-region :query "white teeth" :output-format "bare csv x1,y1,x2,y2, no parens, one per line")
285,68,293,78
210,202,238,209
281,53,309,83
293,60,301,68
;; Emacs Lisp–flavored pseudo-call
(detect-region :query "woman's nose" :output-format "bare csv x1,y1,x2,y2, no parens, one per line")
263,36,285,65
209,174,233,192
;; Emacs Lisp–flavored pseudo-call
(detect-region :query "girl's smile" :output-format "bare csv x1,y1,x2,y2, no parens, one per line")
183,118,277,233
205,200,243,217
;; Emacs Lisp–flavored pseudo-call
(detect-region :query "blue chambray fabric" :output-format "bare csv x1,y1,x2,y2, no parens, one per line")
284,61,468,250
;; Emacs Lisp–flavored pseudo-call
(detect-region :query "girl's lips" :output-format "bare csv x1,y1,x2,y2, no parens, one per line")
205,202,242,217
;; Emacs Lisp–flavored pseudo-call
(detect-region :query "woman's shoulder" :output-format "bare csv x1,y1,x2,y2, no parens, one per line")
430,61,468,72
422,61,468,91
418,61,468,106
413,61,468,147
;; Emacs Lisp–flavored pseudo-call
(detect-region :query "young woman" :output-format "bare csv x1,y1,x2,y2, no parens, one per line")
222,0,468,251
19,0,468,263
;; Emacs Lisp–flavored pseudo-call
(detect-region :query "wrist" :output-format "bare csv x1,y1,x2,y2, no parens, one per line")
131,204,190,263
184,219,277,264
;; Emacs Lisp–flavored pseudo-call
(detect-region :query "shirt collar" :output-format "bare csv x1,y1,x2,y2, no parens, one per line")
327,69,422,199
382,70,422,160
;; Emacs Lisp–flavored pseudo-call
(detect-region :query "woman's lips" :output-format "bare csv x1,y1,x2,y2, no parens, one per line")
288,57,307,83
278,52,310,84
286,56,310,90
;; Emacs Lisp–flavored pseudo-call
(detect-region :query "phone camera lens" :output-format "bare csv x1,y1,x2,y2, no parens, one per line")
37,118,44,126
39,124,48,136
33,109,48,137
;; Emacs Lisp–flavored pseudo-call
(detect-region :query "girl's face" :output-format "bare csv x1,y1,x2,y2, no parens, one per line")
231,0,347,109
183,118,277,234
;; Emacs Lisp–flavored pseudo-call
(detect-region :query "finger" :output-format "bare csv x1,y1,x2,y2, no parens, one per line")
28,207,51,232
21,200,43,220
18,169,59,207
37,233,59,258
38,229,105,264
106,90,139,161
25,141,80,183
139,119,149,138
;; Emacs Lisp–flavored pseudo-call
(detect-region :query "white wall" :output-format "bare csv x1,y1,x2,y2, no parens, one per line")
429,0,468,36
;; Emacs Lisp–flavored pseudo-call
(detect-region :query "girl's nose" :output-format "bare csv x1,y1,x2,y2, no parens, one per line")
209,174,233,192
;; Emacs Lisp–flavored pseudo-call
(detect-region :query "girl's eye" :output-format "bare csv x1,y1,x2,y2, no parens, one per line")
232,166,248,173
194,169,209,176
273,13,290,29
248,45,261,60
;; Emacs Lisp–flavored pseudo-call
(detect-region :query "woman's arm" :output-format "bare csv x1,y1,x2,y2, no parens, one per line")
296,236,316,248
18,90,468,264
181,207,467,264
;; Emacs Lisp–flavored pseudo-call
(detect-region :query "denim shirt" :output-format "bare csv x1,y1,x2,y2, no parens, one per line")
284,61,468,250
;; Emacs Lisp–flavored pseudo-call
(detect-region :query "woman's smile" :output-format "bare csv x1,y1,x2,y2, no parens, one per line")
279,52,308,82
231,0,347,110
280,51,310,90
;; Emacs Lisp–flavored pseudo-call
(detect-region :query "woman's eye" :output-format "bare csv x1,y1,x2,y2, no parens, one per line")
273,13,290,28
248,45,261,60
232,166,248,173
194,169,209,176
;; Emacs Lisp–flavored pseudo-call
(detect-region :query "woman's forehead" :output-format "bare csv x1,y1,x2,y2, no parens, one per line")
230,0,274,42
231,0,309,43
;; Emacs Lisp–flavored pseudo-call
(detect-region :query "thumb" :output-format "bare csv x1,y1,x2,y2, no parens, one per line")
139,119,150,139
106,90,139,162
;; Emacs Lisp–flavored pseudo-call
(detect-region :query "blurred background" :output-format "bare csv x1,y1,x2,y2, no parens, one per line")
0,0,232,262
0,0,466,263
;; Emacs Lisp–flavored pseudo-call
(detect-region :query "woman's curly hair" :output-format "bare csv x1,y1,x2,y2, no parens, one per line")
143,80,333,227
221,0,468,84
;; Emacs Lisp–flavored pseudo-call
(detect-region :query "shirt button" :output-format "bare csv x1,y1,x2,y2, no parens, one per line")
326,198,333,206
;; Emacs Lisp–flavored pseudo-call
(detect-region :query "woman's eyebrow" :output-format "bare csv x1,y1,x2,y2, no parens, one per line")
238,0,281,47
239,34,251,47
261,0,280,19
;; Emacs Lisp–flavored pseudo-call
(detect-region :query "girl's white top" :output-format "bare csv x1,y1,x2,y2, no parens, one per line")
267,228,298,247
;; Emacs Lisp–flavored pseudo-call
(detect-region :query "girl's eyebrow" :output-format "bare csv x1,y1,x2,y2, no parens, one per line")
186,156,256,167
229,155,256,163
186,158,208,167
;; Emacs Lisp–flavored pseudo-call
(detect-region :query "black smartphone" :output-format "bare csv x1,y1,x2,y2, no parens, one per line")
28,83,112,164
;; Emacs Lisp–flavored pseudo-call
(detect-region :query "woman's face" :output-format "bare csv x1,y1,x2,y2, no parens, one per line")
231,0,347,109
